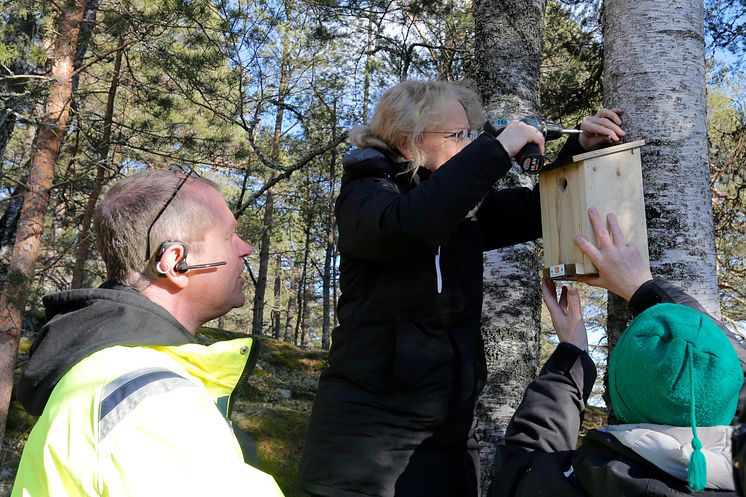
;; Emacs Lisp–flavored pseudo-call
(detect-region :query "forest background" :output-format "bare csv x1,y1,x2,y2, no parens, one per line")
0,0,743,495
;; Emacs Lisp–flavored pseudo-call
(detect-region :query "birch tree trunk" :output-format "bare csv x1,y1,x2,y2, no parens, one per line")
0,0,87,445
472,0,545,492
603,0,718,348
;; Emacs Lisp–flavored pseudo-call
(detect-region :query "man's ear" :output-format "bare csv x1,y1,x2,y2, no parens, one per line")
155,242,190,289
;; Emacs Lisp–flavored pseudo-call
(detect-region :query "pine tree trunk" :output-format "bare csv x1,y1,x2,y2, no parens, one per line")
0,0,87,446
0,171,27,252
0,111,16,165
251,23,290,336
71,34,123,288
283,290,296,343
70,0,99,92
300,276,311,349
472,0,545,492
294,218,312,346
251,189,274,335
321,104,338,351
272,254,282,339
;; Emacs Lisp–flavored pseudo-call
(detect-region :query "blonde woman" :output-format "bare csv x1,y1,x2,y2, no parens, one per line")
299,80,624,497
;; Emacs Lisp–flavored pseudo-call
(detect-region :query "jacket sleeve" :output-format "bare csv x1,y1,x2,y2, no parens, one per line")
475,133,591,251
335,134,512,262
98,382,285,497
477,184,541,250
489,343,596,497
553,132,587,164
629,277,746,420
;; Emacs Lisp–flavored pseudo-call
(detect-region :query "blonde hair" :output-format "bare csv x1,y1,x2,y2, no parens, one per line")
349,80,484,169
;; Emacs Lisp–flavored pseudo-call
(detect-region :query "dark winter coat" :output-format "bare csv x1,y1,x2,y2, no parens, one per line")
298,133,587,497
489,278,746,497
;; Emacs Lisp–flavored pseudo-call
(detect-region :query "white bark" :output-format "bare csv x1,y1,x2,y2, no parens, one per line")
473,0,545,493
604,0,720,317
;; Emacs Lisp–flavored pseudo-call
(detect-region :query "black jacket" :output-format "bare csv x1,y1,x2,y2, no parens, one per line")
299,134,586,497
489,278,746,497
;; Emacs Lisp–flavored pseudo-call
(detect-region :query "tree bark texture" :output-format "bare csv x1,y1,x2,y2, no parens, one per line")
283,288,296,343
295,216,313,347
604,0,720,321
472,0,545,493
603,292,632,422
0,0,87,445
272,255,282,339
0,110,17,166
321,107,338,351
0,174,27,252
251,189,274,335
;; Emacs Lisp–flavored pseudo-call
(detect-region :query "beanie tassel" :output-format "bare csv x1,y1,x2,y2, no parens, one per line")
689,437,706,491
687,346,707,491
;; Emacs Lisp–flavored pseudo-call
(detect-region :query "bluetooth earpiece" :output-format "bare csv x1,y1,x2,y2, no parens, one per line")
175,259,190,273
154,241,227,277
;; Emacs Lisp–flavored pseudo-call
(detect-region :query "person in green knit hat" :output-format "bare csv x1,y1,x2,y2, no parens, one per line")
489,207,746,497
609,302,742,490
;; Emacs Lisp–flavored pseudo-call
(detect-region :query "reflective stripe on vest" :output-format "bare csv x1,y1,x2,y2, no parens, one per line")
99,367,196,441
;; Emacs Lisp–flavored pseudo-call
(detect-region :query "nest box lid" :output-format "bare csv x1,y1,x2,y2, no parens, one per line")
544,139,646,172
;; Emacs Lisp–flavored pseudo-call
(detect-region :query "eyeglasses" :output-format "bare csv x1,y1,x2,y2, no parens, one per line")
144,168,195,262
422,129,479,143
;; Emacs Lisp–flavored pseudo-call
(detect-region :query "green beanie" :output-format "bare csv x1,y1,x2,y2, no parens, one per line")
609,303,743,490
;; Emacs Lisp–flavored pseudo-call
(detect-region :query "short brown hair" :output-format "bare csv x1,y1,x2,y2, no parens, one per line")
349,80,484,169
93,169,220,286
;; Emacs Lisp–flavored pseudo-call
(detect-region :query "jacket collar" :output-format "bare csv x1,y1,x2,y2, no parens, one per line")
341,147,426,188
601,424,735,490
156,337,258,417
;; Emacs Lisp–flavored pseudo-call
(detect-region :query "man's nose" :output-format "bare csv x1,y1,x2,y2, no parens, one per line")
239,238,253,257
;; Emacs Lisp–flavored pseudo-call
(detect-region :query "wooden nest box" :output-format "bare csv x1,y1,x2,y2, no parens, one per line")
540,139,649,280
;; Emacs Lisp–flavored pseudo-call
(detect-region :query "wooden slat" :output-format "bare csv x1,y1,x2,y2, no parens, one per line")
570,139,646,163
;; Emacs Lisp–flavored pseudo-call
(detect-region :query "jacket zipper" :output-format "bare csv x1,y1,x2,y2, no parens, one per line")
435,245,443,294
227,338,260,416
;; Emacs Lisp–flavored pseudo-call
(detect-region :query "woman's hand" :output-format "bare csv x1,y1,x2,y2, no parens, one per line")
541,278,588,351
578,108,625,150
496,120,545,158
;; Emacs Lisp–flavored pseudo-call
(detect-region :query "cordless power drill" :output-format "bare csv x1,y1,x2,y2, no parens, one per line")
489,118,582,174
